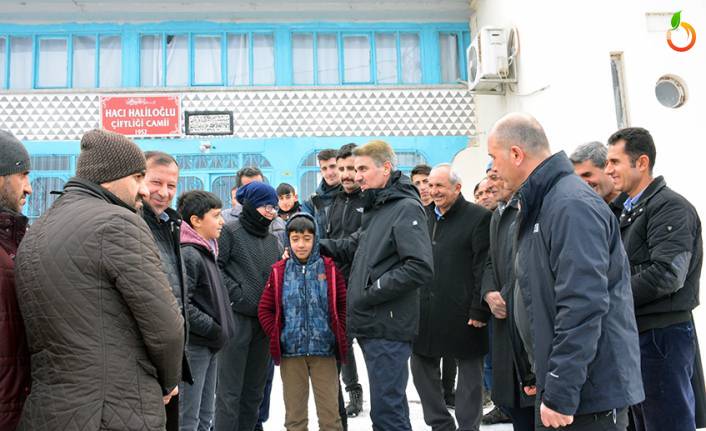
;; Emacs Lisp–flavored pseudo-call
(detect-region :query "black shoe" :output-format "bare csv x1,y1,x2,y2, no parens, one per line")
345,384,363,417
253,424,264,431
481,406,512,425
444,392,455,409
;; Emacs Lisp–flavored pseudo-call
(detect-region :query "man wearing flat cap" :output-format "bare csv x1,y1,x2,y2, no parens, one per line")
15,129,185,431
0,130,32,431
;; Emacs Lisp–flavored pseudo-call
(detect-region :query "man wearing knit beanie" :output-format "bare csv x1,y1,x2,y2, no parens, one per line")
215,181,283,431
75,128,149,209
14,129,184,430
0,130,32,430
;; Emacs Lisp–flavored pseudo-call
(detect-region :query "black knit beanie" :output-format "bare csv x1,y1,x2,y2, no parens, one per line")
0,130,31,176
76,129,146,184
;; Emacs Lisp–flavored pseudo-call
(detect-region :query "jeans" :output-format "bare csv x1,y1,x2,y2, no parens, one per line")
483,320,493,391
256,360,275,425
358,338,413,431
180,344,218,431
632,321,696,431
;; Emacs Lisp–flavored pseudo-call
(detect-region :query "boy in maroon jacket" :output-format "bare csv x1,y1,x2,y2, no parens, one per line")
258,213,347,431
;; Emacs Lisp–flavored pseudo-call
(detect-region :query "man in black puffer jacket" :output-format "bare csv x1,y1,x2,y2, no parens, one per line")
141,151,192,431
215,182,282,431
320,141,433,431
606,127,705,431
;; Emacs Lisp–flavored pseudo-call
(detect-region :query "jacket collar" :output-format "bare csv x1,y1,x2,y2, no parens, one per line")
143,203,182,226
517,151,574,221
430,193,467,219
0,206,28,247
628,176,666,210
63,177,138,213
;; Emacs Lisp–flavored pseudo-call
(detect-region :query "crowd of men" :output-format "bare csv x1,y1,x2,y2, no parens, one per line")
0,110,704,431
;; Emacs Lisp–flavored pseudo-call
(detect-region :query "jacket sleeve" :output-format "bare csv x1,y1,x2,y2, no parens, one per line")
258,268,277,338
301,196,315,216
182,247,221,340
334,265,347,334
101,214,184,392
364,201,433,306
217,224,240,304
319,229,360,263
541,201,612,415
480,256,498,303
468,210,492,321
631,198,698,307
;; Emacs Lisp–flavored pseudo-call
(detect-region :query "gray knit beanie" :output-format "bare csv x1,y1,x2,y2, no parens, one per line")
0,130,31,176
76,129,146,184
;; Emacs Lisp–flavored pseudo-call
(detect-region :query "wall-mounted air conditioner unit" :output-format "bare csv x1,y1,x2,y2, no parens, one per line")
467,26,518,93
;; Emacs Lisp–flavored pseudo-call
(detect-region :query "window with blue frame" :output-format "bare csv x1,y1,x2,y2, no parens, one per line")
139,32,275,87
291,31,422,85
439,32,466,83
1,24,468,90
1,34,121,89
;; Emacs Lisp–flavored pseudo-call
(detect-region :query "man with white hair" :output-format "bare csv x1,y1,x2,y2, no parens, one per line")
570,141,625,218
412,163,491,431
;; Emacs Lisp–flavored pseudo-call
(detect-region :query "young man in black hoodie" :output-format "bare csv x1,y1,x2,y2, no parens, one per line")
325,143,367,418
215,182,282,431
302,148,341,235
178,190,235,430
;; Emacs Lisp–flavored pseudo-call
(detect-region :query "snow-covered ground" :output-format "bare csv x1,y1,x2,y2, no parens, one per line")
265,342,513,430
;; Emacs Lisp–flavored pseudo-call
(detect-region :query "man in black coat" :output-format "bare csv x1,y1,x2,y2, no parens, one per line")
411,163,490,431
488,113,644,430
481,165,535,431
141,151,193,431
320,140,433,431
606,127,705,431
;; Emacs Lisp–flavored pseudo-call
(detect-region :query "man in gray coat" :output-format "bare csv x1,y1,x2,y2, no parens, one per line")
15,129,184,430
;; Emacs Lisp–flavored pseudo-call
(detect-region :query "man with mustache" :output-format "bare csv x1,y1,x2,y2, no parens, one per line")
15,129,184,430
0,130,32,431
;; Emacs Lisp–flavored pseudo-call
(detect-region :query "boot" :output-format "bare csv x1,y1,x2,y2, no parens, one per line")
345,384,363,417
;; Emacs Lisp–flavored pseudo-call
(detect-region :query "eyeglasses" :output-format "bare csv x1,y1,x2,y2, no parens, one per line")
259,205,279,214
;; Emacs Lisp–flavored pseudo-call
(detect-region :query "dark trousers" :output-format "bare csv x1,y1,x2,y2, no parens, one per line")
536,407,628,431
483,320,493,391
632,321,696,431
411,353,483,431
180,344,218,431
502,405,534,431
441,357,457,398
215,313,271,431
335,362,349,430
256,359,275,426
358,338,412,431
166,394,180,431
341,338,360,391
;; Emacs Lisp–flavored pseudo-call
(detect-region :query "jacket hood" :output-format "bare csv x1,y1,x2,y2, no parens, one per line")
180,221,218,257
517,151,574,223
317,178,342,197
365,170,421,210
284,211,320,264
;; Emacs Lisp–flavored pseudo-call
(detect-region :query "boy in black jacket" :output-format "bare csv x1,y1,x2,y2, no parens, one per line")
178,190,235,431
